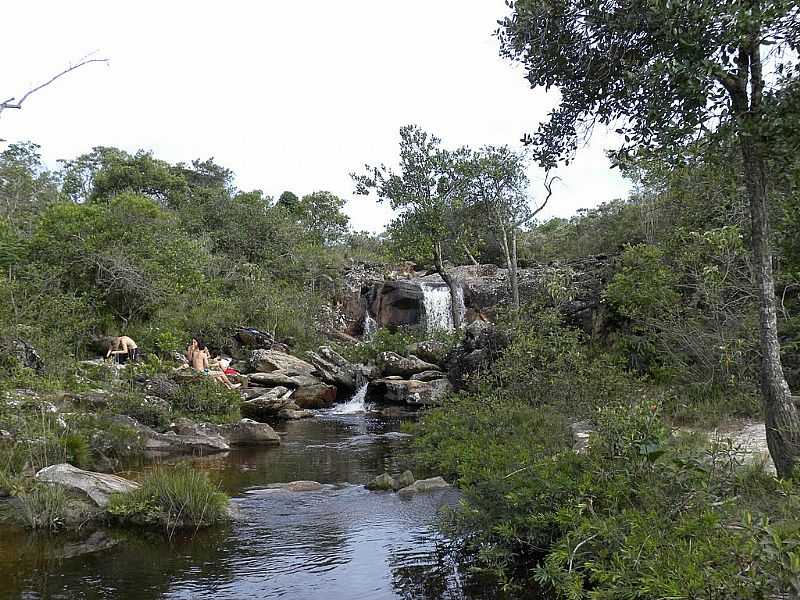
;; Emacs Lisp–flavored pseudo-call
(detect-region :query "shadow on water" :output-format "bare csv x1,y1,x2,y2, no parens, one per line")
0,410,504,599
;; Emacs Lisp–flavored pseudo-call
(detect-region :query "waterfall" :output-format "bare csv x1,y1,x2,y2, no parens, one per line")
331,383,369,414
421,283,464,332
362,312,378,339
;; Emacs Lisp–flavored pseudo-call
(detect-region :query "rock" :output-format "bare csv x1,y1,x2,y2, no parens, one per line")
393,470,416,490
277,408,314,420
5,338,44,373
444,321,509,389
410,370,447,382
306,346,364,390
366,472,396,491
220,419,280,446
235,327,274,350
367,378,452,406
138,375,180,401
397,476,450,496
69,390,112,410
406,341,448,365
292,383,337,409
249,350,317,376
366,280,425,329
35,463,139,507
249,371,321,388
112,415,230,456
267,480,323,492
376,352,439,378
240,386,295,421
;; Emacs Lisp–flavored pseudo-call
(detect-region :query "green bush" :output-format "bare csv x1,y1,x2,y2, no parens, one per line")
339,326,458,364
171,379,240,423
110,391,171,431
108,463,229,531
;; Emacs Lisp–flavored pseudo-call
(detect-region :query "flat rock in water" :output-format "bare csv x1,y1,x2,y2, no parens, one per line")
267,481,323,492
277,408,314,420
36,463,139,507
366,472,396,491
397,476,450,496
60,530,120,559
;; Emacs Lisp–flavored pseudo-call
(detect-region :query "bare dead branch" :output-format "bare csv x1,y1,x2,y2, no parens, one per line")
0,54,109,119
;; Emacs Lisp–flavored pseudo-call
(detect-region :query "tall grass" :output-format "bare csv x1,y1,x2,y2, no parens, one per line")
16,484,69,530
108,463,229,534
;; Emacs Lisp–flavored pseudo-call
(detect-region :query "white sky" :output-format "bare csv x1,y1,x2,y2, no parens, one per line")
1,1,630,233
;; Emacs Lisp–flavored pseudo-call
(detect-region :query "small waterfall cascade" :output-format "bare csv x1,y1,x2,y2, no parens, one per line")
421,283,465,332
362,312,378,339
331,383,369,414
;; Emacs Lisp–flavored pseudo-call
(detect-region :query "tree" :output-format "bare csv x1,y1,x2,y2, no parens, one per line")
295,191,350,246
461,146,557,308
498,0,800,476
353,125,469,327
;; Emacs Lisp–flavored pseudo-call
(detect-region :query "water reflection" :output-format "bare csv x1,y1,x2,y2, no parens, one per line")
0,411,495,599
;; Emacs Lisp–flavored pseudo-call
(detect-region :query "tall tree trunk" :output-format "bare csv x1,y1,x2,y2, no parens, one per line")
727,28,800,477
462,243,479,266
433,241,462,328
740,130,800,478
511,228,520,309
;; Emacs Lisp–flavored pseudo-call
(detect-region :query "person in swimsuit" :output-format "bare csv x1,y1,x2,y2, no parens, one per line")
106,335,140,363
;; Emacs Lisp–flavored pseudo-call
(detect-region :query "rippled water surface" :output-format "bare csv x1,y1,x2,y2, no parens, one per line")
0,411,482,600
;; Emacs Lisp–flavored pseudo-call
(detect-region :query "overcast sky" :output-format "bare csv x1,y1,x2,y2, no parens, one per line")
1,1,630,233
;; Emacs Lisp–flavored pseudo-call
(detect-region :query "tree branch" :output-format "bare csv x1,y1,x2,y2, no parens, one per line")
0,55,109,118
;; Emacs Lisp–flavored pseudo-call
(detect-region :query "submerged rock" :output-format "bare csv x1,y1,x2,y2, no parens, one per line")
35,463,139,507
397,476,450,496
60,530,120,559
172,418,280,446
267,480,323,492
276,408,314,420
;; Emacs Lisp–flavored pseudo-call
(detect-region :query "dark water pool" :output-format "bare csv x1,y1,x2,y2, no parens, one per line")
0,411,485,600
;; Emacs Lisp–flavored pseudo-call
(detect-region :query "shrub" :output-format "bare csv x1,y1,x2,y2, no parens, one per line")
110,391,171,431
108,463,229,532
170,379,240,423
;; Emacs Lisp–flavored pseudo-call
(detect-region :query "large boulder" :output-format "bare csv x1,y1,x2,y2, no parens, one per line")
249,371,321,388
171,417,280,446
306,346,365,390
136,375,180,402
235,327,274,350
240,386,296,421
376,352,439,378
249,350,317,376
292,383,337,409
111,415,230,456
367,378,452,406
35,463,139,507
406,341,449,365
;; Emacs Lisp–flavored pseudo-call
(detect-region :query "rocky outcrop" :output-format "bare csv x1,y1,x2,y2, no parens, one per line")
306,346,367,390
171,418,280,446
35,463,139,507
366,470,416,492
406,341,448,365
366,280,425,329
376,352,440,378
444,321,509,389
249,371,321,388
249,350,317,376
367,378,452,406
240,386,295,420
111,415,230,456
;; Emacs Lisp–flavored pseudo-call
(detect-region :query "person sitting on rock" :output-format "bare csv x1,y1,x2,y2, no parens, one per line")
192,343,239,389
106,335,140,364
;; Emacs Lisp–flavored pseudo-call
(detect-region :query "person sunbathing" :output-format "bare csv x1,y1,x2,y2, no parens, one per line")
192,343,239,389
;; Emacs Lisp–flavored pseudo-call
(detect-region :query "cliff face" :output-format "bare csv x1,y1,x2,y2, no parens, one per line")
337,256,615,337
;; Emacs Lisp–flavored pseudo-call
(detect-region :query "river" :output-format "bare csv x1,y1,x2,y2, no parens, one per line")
0,409,486,599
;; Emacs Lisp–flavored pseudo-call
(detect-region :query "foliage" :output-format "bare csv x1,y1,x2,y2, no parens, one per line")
170,379,240,424
107,463,229,531
16,484,70,531
338,326,459,364
110,391,171,431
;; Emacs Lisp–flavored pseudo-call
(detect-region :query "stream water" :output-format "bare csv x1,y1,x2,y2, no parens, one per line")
0,409,486,600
